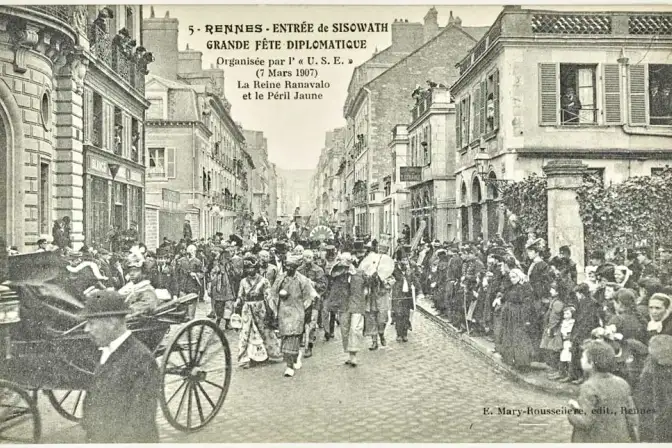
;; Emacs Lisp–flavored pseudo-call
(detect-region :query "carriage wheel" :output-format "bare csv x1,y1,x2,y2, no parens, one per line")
160,318,231,432
0,380,41,443
44,390,86,422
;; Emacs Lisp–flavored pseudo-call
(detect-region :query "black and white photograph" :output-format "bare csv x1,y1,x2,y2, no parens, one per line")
0,1,671,444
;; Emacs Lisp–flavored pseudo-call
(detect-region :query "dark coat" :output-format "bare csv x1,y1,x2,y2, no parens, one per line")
570,297,602,344
82,335,160,443
568,373,638,443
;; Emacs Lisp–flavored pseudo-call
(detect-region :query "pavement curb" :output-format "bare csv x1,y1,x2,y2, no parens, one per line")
416,304,577,398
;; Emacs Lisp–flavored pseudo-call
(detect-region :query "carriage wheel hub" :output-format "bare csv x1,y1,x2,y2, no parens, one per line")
189,368,206,381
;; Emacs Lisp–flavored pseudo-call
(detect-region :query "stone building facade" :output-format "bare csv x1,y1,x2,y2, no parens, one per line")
243,129,277,223
142,9,249,248
403,86,457,242
340,8,488,240
312,127,346,226
0,5,150,251
452,6,672,250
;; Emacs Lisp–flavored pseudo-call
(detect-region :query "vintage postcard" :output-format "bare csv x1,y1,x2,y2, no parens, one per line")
0,1,671,444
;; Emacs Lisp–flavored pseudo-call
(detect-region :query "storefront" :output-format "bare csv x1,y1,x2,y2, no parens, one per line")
84,149,144,248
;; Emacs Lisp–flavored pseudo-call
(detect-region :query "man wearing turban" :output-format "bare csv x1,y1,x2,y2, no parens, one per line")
271,253,318,377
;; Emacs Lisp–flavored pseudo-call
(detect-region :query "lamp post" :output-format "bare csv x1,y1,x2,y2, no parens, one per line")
474,152,510,195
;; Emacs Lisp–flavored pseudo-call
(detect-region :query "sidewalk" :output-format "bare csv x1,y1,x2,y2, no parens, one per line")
415,296,579,398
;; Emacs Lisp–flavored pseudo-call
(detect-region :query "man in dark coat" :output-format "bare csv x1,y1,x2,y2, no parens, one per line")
183,218,193,241
81,290,159,443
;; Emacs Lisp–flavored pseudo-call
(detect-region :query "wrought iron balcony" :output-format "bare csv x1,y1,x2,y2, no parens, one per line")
88,23,149,95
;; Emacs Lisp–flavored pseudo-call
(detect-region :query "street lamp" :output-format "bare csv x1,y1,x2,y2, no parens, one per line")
473,152,510,195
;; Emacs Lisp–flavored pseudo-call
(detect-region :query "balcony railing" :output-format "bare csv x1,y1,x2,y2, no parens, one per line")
88,23,149,95
457,10,672,77
23,5,78,26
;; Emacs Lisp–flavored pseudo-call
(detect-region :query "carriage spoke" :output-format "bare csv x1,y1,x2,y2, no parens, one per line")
195,381,216,410
57,390,72,406
194,325,205,363
192,383,206,425
176,345,190,367
72,392,83,416
187,327,194,363
194,329,214,365
186,383,193,429
166,380,187,406
202,379,224,390
174,381,191,422
0,412,31,433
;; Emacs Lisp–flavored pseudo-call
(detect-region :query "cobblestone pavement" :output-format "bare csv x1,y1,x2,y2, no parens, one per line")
40,309,573,443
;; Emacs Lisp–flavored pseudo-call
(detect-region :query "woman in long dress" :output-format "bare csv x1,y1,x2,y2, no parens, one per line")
499,268,536,370
237,255,282,368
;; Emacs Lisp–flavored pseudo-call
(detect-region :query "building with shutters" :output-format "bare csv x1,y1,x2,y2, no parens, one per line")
402,86,458,243
0,5,151,251
340,8,488,241
451,6,672,242
142,9,249,248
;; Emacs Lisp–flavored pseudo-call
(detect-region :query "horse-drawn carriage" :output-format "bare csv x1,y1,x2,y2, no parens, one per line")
0,252,232,443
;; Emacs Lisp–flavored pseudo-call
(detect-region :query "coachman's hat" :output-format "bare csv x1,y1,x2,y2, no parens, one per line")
81,289,131,319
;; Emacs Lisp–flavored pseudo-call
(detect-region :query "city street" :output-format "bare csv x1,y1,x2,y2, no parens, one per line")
40,311,572,443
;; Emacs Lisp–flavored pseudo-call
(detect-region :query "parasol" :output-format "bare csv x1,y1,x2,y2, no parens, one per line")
309,225,334,241
358,253,395,281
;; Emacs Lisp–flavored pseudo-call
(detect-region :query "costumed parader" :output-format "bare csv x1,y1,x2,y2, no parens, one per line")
272,253,319,378
208,246,237,328
236,254,282,368
336,252,368,367
258,250,278,286
118,251,159,315
298,249,328,358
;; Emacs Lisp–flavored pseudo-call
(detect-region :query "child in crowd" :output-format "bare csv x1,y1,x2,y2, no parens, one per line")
557,306,576,382
567,340,639,442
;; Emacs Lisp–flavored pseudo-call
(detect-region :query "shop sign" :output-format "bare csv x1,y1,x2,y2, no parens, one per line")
400,166,422,182
88,156,109,176
130,170,143,183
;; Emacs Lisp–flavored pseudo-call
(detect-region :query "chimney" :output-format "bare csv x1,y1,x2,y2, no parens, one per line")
390,18,424,52
178,46,203,76
423,7,439,43
447,10,462,27
142,10,179,80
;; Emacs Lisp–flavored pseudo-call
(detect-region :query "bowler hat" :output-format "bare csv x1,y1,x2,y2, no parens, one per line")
81,289,131,319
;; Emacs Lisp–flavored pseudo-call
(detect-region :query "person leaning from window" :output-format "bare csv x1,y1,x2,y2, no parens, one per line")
561,87,582,125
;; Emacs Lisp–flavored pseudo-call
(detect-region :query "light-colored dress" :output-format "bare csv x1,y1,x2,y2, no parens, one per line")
237,275,281,365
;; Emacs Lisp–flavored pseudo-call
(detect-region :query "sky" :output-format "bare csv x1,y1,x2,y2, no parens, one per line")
141,4,671,171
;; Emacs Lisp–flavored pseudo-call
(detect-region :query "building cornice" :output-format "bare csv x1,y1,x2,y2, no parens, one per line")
515,148,672,160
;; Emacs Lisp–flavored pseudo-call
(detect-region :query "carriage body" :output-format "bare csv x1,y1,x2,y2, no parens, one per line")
0,252,232,443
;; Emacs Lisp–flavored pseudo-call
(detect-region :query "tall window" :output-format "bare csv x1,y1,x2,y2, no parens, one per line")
39,162,49,234
559,64,597,125
460,95,471,148
148,147,166,177
649,65,672,125
113,107,123,155
92,92,103,147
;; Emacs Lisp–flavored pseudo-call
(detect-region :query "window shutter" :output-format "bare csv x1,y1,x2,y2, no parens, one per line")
602,64,622,125
472,87,481,142
83,88,93,143
539,63,558,125
493,70,500,130
427,124,431,165
455,101,461,149
167,147,176,178
628,65,647,126
465,94,471,147
480,80,487,135
137,122,144,165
